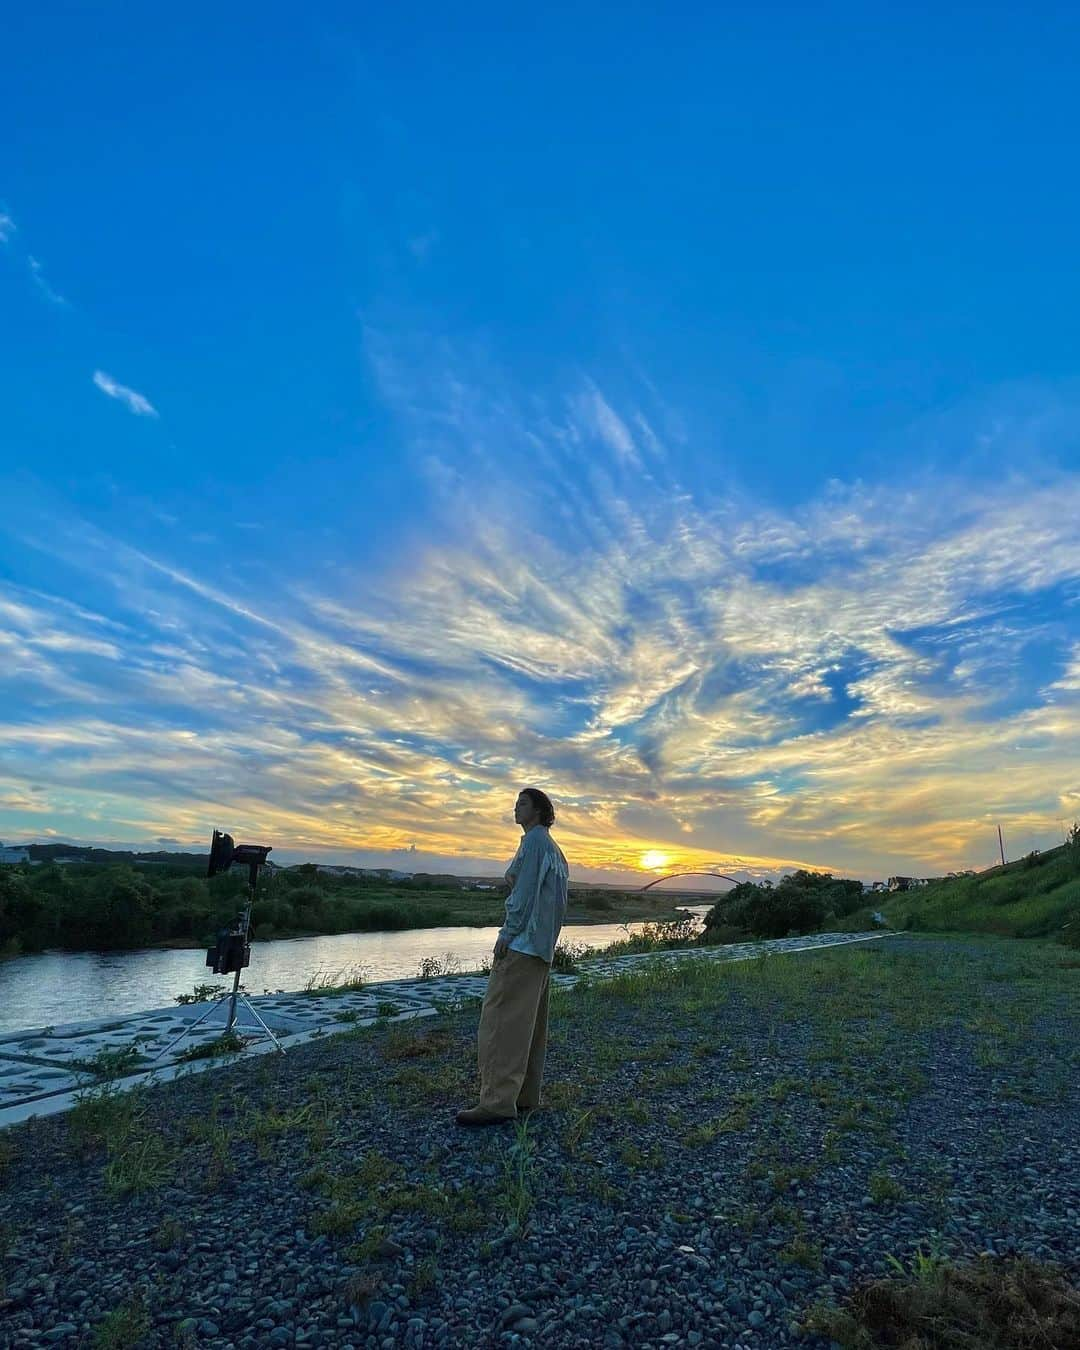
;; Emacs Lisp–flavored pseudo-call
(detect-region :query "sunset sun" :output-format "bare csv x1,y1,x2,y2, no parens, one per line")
640,850,672,871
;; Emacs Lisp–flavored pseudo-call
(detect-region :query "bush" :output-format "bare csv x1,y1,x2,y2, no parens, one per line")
699,923,748,946
552,940,592,972
746,887,827,938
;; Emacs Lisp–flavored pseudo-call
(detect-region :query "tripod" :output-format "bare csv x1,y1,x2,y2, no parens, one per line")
155,857,286,1061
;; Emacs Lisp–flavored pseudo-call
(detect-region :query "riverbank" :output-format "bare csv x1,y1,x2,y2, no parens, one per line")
1,935,1077,1348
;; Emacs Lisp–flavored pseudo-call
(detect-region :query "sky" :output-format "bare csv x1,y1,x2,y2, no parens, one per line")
2,4,1079,886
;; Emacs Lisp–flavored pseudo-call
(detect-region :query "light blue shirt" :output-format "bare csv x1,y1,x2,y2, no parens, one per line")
498,825,569,964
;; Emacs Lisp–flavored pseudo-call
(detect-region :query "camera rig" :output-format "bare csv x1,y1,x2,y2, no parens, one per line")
155,830,285,1061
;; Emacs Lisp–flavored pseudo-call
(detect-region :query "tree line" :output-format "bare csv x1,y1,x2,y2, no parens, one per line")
0,862,457,955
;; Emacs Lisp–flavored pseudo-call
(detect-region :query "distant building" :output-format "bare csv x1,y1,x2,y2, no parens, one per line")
0,843,30,865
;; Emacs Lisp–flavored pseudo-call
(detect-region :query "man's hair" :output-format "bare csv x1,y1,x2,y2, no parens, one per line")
520,787,556,827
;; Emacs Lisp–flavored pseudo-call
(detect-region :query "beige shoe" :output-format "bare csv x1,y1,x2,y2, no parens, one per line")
454,1106,516,1127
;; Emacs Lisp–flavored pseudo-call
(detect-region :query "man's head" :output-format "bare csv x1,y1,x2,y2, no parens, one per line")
514,787,555,830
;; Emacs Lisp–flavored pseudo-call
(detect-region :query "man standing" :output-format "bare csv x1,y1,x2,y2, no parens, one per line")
455,788,569,1126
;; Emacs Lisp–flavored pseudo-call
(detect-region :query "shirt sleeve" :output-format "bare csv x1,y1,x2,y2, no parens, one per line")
499,834,545,941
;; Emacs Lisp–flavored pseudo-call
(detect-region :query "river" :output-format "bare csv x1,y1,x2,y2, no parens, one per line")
0,906,715,1034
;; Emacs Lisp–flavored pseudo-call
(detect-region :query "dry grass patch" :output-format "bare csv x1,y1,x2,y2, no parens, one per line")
803,1252,1080,1348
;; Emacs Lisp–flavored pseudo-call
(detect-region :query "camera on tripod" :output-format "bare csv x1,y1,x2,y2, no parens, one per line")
204,830,269,976
156,829,285,1061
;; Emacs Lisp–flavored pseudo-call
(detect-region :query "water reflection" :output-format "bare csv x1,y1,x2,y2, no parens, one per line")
0,906,714,1034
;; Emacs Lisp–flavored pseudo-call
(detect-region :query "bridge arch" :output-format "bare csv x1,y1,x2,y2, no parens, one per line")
639,871,743,893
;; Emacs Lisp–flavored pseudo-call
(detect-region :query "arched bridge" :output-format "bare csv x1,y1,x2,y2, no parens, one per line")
639,871,742,893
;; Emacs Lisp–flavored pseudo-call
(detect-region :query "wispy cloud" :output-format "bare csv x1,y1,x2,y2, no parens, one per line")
0,209,66,304
92,370,159,418
28,255,66,306
579,382,643,469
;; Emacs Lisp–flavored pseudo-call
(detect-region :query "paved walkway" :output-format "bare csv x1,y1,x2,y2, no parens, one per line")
0,930,900,1129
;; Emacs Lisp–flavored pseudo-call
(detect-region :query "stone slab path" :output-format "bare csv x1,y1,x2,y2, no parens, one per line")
0,930,899,1129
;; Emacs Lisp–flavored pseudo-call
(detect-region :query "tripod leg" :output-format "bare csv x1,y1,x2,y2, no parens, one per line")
234,996,287,1054
151,995,229,1062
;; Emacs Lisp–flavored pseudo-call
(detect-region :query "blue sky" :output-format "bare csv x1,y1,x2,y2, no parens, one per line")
2,4,1079,882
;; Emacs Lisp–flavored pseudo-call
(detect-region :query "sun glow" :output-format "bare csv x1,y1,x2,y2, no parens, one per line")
639,850,672,871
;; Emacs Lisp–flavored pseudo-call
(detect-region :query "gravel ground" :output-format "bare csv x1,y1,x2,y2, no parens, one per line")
1,935,1077,1349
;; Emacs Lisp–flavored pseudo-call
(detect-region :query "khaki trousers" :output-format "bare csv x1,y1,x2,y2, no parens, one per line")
477,948,551,1116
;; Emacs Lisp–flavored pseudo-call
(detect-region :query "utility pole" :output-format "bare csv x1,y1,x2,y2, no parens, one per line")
997,825,1006,867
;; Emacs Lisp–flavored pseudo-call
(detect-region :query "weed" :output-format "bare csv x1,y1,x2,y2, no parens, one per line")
67,1082,146,1159
499,1118,537,1229
417,953,462,979
868,1170,907,1204
71,1041,147,1080
310,1202,365,1238
175,984,230,1005
562,1107,595,1155
302,964,368,996
654,1064,692,1087
103,1130,175,1197
343,1266,384,1308
151,1216,185,1251
408,1256,440,1297
91,1294,151,1348
177,1031,244,1062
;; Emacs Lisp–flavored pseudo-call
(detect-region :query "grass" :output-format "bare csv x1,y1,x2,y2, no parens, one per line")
498,1118,538,1230
301,964,369,996
66,1080,178,1196
91,1295,151,1348
176,1030,245,1061
880,841,1080,940
70,1042,150,1079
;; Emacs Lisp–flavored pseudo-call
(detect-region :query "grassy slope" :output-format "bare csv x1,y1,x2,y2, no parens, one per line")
870,844,1080,941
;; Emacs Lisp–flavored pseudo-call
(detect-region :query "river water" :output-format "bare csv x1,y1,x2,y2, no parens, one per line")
0,906,715,1034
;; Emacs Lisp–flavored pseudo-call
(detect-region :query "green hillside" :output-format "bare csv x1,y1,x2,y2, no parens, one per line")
876,841,1080,942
